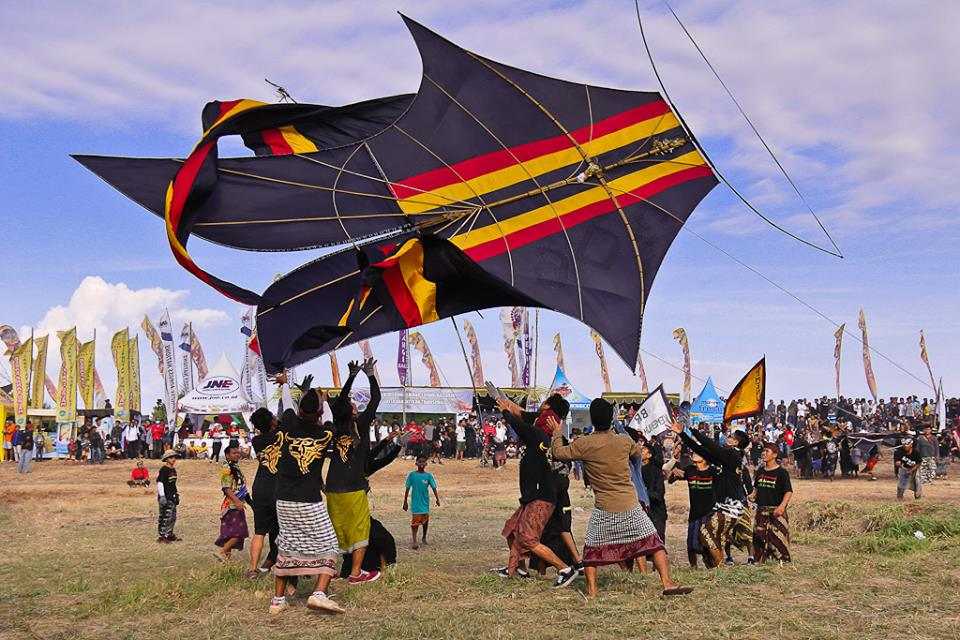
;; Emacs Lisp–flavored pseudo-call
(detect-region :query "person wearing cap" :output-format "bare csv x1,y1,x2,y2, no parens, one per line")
494,393,579,588
670,419,752,568
156,451,180,543
271,387,342,615
551,398,691,598
750,442,793,563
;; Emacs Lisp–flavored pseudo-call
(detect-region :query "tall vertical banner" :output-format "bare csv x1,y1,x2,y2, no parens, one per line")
10,337,32,426
157,311,179,426
635,351,649,394
672,327,692,403
936,379,945,430
57,328,79,423
858,309,878,401
141,315,164,374
111,328,130,420
590,329,612,393
919,331,937,397
553,333,565,371
409,332,441,387
189,327,209,381
93,370,107,408
31,335,48,409
833,324,845,399
179,323,194,396
462,319,485,387
128,335,141,414
329,352,342,388
397,330,410,386
511,307,532,387
359,340,380,380
240,307,268,404
77,339,96,409
500,308,520,387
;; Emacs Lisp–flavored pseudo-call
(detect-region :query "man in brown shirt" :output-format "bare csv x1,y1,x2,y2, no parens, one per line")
550,398,691,598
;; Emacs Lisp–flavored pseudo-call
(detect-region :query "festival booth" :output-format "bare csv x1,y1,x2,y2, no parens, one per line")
178,354,257,455
548,366,592,429
689,377,725,426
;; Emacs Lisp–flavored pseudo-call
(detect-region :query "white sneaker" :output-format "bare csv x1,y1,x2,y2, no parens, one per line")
269,598,289,615
307,591,345,614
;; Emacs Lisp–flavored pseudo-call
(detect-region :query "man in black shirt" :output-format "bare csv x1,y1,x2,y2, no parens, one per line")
751,443,793,563
247,407,282,579
324,358,382,585
156,450,180,542
495,393,578,588
271,388,343,615
894,438,922,500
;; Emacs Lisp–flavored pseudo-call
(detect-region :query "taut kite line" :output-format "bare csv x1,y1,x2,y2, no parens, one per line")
75,16,718,374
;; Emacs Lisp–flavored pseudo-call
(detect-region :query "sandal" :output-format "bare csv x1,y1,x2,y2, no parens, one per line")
662,586,694,596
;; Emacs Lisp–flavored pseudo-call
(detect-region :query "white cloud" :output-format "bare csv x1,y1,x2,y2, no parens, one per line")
23,276,228,408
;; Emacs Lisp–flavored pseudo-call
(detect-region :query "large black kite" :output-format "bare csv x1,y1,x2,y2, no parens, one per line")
76,16,718,374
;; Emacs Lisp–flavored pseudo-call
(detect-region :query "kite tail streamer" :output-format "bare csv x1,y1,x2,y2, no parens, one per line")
553,333,565,372
190,328,208,381
500,308,520,387
359,340,380,380
919,331,937,398
30,335,48,409
590,329,612,393
858,309,878,402
833,324,845,399
635,350,649,394
409,331,441,387
672,327,692,402
463,319,485,387
141,316,164,374
329,352,342,388
158,311,179,424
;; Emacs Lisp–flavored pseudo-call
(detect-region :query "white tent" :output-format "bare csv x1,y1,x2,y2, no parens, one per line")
179,354,258,415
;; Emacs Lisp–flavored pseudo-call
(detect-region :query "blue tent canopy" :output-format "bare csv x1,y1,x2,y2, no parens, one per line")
690,377,725,425
549,366,592,410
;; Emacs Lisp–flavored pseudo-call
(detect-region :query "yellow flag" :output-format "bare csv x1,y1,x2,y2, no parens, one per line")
723,357,765,423
11,337,33,426
78,340,96,409
128,335,141,414
31,335,48,408
111,328,130,420
56,328,79,422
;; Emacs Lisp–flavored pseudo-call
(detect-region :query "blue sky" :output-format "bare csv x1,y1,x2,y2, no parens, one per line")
2,0,957,404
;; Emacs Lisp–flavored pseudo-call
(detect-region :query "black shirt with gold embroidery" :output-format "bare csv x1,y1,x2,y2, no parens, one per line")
251,428,282,503
275,414,334,503
325,373,381,494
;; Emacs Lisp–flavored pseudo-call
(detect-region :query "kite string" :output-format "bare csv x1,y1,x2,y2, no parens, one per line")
662,0,843,258
592,179,934,392
632,0,844,259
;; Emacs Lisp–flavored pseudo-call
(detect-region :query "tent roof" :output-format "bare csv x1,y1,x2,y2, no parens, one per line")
179,354,258,414
548,366,592,409
690,377,725,424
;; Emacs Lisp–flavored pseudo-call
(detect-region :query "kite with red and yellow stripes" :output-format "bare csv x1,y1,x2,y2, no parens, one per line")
76,16,718,374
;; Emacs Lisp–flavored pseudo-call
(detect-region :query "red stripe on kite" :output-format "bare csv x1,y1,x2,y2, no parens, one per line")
380,265,422,327
261,128,294,156
392,100,671,199
218,100,243,117
464,165,712,262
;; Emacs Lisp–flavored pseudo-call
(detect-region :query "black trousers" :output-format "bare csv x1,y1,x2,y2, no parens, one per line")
211,440,222,461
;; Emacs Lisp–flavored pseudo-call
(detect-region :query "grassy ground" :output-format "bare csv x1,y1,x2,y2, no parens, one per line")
1,456,959,640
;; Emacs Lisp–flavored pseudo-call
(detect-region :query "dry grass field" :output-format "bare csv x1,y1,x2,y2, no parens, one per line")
1,455,959,640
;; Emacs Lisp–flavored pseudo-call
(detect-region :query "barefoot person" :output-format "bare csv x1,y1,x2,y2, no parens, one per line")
751,443,793,563
495,393,579,588
214,443,251,562
271,389,343,615
156,451,180,543
324,357,383,585
403,456,440,549
550,398,691,598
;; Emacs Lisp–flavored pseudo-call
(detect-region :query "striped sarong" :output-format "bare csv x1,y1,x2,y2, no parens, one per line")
582,504,664,567
753,506,791,563
273,500,339,577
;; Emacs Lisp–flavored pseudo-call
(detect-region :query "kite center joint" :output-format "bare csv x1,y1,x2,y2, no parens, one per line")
576,161,603,183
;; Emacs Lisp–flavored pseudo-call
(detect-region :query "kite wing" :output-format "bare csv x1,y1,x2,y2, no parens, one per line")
76,15,718,373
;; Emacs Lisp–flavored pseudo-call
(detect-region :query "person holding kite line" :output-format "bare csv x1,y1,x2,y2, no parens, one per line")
324,358,382,585
550,398,692,598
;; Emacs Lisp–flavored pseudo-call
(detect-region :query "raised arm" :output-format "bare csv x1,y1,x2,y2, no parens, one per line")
358,364,381,429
